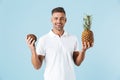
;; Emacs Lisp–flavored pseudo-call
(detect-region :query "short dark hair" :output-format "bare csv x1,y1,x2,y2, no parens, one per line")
52,7,66,15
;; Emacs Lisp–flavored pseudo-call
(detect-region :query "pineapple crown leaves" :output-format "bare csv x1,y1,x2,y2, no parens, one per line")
83,15,92,30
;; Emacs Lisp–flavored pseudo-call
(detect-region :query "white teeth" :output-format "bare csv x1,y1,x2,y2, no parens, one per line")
57,24,61,25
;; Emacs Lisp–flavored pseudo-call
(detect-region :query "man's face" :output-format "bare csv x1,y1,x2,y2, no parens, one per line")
51,12,66,31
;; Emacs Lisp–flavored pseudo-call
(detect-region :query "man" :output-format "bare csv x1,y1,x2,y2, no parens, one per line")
26,7,93,80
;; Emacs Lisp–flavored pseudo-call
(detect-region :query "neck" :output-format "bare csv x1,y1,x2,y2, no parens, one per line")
52,29,64,37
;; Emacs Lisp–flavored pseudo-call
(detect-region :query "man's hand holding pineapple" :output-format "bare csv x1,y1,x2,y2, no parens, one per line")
81,15,94,51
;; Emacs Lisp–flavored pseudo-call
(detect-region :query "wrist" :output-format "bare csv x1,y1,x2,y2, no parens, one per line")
30,47,36,53
81,49,86,53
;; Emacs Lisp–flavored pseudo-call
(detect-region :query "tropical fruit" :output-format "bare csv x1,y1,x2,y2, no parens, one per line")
81,15,94,45
27,34,37,42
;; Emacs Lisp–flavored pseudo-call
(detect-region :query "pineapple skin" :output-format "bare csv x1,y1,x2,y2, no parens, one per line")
82,29,94,44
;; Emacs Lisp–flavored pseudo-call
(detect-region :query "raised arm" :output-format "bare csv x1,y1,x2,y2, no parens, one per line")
26,37,44,69
73,42,93,66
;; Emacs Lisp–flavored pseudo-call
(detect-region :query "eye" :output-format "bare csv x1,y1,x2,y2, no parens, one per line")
54,17,58,20
60,17,65,21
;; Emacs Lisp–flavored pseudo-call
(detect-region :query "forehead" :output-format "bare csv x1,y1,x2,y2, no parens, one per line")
52,12,66,17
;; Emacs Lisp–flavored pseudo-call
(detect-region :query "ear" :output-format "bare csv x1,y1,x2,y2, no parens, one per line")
65,18,67,22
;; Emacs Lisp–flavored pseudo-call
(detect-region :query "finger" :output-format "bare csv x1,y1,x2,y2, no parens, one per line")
91,43,94,47
26,37,31,45
29,38,34,44
31,40,35,45
87,42,90,48
84,42,87,49
26,38,33,45
82,42,84,48
26,37,31,42
26,35,31,40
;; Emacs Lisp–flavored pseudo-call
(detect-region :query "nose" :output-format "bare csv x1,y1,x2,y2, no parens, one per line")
57,19,61,23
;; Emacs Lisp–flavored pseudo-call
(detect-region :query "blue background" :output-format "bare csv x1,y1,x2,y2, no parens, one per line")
0,0,120,80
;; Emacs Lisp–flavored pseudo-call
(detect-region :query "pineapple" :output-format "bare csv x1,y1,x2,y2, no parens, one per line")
81,15,94,46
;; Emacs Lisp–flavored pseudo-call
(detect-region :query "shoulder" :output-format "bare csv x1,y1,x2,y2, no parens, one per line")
38,33,50,43
67,32,78,40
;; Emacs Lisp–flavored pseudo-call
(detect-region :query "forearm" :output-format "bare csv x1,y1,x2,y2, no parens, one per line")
26,36,42,69
74,41,93,66
31,48,42,69
75,50,86,66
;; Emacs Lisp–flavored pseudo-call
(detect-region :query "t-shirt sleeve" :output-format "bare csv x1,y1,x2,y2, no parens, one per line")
36,38,46,56
74,36,80,51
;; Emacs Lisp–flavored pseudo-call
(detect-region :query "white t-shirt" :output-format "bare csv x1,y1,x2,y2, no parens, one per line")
36,30,79,80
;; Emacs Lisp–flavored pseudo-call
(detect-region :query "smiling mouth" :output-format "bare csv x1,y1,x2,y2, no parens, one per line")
56,23,62,26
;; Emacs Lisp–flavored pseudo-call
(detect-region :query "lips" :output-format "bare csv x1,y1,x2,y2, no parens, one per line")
56,23,62,26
